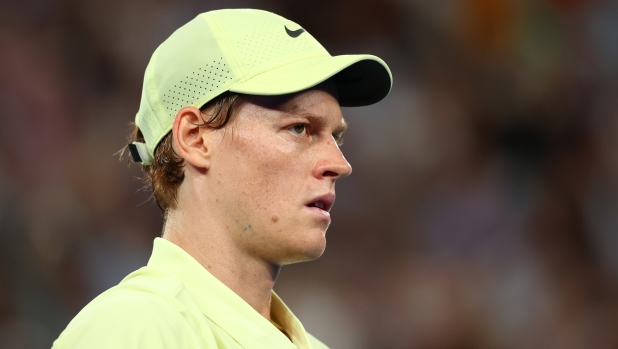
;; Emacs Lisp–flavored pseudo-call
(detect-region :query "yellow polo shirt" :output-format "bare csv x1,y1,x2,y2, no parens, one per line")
52,238,329,349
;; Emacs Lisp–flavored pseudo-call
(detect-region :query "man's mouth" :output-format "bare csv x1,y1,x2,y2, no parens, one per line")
307,201,326,210
306,193,335,212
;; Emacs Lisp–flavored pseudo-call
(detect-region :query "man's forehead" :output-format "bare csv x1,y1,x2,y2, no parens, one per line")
285,100,346,122
283,107,348,130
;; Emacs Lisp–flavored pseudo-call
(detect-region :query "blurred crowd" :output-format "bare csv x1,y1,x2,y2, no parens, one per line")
2,0,618,348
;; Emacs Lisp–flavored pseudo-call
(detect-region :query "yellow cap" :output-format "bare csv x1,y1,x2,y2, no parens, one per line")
133,9,392,165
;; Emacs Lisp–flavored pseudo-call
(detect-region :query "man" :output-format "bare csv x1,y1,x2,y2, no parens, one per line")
53,8,391,349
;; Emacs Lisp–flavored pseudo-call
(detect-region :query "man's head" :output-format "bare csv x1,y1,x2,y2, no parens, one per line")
128,9,391,263
163,80,349,263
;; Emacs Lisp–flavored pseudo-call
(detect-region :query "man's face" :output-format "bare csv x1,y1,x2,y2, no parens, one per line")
207,82,351,265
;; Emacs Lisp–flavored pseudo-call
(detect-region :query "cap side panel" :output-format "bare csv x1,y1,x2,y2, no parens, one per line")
155,15,238,140
134,13,244,159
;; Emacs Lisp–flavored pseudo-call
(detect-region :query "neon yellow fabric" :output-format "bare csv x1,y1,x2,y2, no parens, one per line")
52,238,329,349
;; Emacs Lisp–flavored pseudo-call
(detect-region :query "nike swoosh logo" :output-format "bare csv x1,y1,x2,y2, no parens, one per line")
285,26,305,38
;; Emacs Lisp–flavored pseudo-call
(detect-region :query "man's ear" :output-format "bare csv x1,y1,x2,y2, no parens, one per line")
172,106,212,169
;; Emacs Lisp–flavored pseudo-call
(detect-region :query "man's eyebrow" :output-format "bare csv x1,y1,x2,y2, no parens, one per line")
284,109,348,133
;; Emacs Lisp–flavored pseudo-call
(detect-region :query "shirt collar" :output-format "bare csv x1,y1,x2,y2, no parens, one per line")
270,292,311,347
147,238,311,349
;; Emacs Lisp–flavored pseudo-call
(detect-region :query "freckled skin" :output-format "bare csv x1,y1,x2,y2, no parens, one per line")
207,82,352,265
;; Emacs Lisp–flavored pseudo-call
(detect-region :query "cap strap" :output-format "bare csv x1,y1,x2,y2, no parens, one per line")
128,142,153,165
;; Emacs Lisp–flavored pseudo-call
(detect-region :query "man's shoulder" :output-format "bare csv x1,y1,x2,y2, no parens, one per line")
52,266,210,348
79,266,186,317
84,265,189,315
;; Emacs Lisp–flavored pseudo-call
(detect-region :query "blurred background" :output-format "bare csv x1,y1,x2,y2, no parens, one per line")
2,0,618,348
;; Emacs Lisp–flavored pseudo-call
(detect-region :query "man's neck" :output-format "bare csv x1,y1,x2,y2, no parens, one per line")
162,213,281,320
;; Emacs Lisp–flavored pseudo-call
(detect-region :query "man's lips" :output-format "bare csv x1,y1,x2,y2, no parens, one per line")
305,193,335,213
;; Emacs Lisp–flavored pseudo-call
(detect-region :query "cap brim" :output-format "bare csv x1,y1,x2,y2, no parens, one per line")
229,55,392,107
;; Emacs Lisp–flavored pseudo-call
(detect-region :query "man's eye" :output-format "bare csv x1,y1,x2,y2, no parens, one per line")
291,124,306,135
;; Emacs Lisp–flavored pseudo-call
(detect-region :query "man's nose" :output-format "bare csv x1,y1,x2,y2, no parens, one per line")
313,139,353,180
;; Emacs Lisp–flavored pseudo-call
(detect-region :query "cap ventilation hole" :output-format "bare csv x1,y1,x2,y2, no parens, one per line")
161,57,233,118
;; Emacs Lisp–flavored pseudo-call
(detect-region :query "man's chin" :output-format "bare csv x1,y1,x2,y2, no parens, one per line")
278,238,326,265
